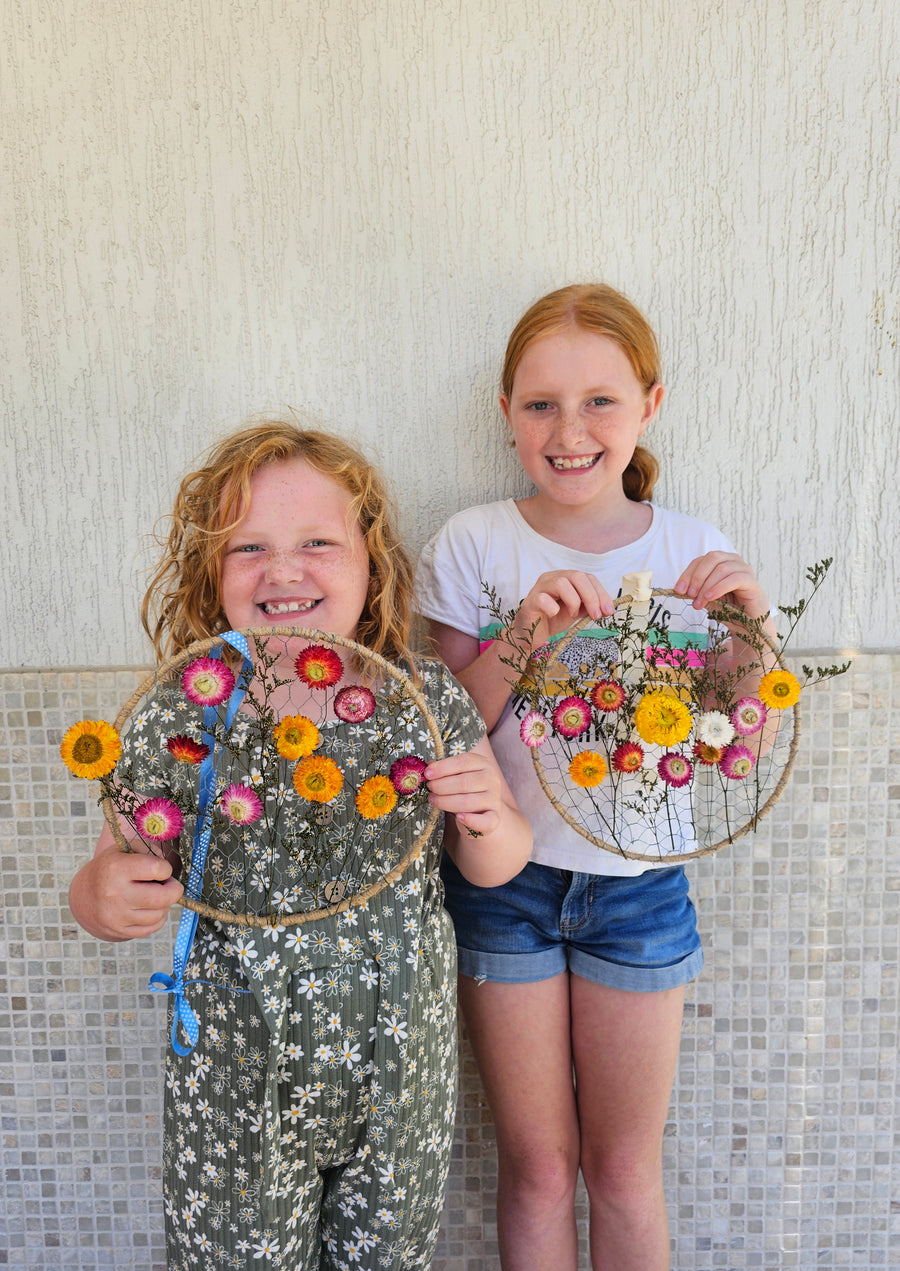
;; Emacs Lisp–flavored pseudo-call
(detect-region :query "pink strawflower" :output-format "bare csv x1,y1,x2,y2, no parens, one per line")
390,755,428,795
731,697,767,736
220,784,264,824
520,711,551,748
720,744,756,780
181,657,236,706
333,685,376,723
552,696,592,740
135,797,185,841
657,752,694,788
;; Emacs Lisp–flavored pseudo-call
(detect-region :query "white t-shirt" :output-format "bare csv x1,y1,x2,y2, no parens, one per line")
417,499,736,876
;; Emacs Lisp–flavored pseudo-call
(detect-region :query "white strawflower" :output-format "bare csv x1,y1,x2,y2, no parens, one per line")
696,711,735,748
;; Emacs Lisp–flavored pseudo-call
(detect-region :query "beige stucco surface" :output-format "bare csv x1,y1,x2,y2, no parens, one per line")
2,0,897,666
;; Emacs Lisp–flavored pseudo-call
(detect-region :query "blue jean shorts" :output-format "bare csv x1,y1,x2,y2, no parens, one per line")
441,856,703,992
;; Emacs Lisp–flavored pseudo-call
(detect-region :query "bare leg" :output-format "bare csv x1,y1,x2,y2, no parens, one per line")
571,976,685,1271
457,973,581,1271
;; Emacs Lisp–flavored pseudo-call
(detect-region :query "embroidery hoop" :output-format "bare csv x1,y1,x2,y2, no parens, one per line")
525,589,801,861
103,626,445,926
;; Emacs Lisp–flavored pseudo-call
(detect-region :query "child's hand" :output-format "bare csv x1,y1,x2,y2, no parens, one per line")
426,748,507,838
428,736,532,888
511,570,615,648
68,838,184,942
675,552,771,620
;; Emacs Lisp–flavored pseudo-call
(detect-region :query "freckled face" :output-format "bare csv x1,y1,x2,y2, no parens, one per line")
219,458,371,640
501,327,663,512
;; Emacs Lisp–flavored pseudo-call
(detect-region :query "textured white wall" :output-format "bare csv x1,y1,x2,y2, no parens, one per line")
2,0,897,667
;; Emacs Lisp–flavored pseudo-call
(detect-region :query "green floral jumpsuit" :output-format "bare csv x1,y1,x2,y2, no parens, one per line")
122,660,483,1270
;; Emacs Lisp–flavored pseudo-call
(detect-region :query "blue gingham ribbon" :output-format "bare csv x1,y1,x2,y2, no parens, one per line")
149,631,252,1055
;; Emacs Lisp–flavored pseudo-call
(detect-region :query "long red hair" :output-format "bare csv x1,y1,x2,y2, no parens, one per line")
142,420,418,669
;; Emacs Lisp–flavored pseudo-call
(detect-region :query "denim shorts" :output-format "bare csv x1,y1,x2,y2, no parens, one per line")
441,856,703,992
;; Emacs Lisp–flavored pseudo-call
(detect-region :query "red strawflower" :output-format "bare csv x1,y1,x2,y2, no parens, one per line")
166,734,210,764
294,644,344,689
591,679,627,712
612,741,644,773
692,740,723,766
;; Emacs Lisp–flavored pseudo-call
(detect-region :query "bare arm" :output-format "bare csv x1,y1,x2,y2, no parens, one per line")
430,622,515,734
68,822,184,942
428,735,532,888
431,570,616,732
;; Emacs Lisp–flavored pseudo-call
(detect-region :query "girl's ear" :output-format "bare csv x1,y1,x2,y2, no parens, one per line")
638,382,665,434
500,394,517,447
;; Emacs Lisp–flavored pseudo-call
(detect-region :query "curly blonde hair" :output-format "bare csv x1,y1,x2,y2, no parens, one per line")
142,420,419,669
501,283,662,501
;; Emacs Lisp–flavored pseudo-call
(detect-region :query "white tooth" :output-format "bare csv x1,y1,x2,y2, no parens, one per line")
264,600,316,615
551,455,596,470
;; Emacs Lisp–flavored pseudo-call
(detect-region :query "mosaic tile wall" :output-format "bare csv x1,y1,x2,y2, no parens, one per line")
2,656,898,1269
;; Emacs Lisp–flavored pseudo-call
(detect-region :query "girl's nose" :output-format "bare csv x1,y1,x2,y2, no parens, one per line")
264,548,304,584
556,408,585,445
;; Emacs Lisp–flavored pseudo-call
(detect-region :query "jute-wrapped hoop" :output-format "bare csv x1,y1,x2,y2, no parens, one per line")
522,591,800,862
103,627,444,926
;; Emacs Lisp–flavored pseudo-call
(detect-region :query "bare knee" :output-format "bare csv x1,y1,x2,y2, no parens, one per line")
580,1141,664,1211
498,1142,580,1211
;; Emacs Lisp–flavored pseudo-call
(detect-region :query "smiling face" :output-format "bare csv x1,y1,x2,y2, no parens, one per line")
219,457,371,640
500,325,664,517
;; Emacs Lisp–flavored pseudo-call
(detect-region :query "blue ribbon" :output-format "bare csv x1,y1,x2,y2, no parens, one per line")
149,631,252,1055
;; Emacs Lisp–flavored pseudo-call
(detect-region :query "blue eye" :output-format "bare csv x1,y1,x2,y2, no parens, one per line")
590,396,613,407
234,544,264,554
528,401,551,412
